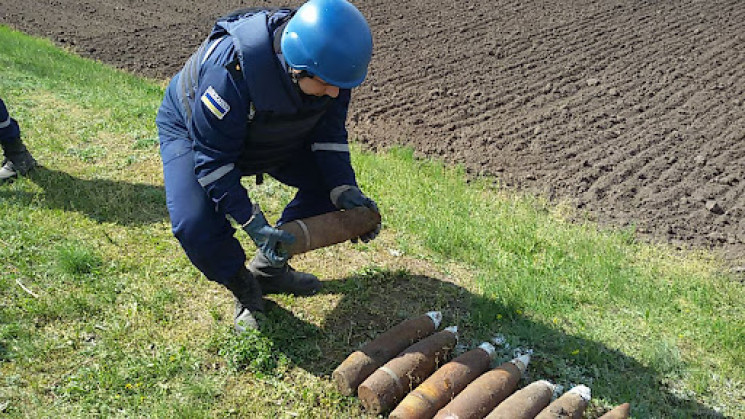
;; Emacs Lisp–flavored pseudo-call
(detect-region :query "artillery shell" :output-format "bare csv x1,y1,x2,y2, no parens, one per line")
535,385,591,419
279,207,381,256
485,379,555,419
598,403,630,419
390,342,497,419
358,326,459,415
332,311,442,396
434,354,530,419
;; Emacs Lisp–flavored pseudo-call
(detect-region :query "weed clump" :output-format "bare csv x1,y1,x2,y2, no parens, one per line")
57,244,102,276
216,329,289,377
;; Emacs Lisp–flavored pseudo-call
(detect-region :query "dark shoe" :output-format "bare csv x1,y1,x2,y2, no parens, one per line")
224,266,265,333
1,137,36,180
3,137,36,176
248,251,321,296
0,155,37,183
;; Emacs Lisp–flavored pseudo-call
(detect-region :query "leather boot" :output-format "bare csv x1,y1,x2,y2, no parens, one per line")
224,265,265,333
248,251,322,296
0,137,36,183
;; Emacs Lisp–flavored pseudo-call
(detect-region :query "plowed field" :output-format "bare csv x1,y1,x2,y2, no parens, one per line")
2,0,743,267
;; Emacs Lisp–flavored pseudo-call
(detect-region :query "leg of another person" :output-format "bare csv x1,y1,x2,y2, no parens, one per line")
0,98,36,182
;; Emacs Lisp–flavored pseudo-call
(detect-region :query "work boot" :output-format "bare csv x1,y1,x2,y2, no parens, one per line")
224,265,265,333
0,137,37,183
248,251,322,296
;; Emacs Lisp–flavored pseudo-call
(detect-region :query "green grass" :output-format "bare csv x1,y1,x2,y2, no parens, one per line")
1,25,743,418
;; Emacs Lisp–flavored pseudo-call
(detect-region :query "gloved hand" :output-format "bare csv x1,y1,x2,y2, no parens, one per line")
330,185,381,243
242,205,296,267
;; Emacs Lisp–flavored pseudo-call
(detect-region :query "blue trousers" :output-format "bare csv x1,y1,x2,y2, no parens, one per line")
0,98,21,145
156,76,337,285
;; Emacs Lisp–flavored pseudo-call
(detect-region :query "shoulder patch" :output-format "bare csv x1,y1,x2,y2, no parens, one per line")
201,86,231,119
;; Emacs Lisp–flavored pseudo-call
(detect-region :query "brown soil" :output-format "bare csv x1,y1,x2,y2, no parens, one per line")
2,0,743,268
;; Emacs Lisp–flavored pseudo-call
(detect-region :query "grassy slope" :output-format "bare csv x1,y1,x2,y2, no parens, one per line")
1,26,743,418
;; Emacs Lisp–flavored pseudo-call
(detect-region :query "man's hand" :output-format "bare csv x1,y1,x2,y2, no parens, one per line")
243,205,295,266
330,185,381,243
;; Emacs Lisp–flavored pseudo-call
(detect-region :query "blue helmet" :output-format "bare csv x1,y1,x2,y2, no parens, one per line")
281,0,373,89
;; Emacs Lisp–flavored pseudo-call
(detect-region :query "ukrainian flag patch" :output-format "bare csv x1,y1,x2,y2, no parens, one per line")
201,86,230,119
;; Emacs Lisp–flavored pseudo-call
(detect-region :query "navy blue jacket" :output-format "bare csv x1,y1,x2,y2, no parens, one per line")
176,9,357,225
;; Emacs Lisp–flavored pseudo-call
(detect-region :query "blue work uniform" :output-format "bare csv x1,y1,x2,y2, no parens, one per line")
0,98,21,145
156,9,358,285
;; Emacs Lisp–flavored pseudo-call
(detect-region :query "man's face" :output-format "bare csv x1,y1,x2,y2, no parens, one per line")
295,71,340,98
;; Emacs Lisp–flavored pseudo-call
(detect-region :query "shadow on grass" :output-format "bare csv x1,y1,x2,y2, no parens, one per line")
257,269,725,418
0,342,9,363
1,166,167,225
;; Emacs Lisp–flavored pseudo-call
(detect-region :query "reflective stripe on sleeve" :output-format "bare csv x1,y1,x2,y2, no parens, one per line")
197,163,235,187
310,143,350,152
201,37,226,65
0,117,11,129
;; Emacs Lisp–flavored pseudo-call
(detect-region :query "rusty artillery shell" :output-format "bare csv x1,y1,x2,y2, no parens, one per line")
434,354,530,419
357,326,459,415
332,311,443,396
485,379,555,419
278,207,381,256
390,342,497,419
598,403,630,419
535,385,591,419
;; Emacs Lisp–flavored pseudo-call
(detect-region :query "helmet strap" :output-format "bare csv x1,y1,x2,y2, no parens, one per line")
288,66,313,85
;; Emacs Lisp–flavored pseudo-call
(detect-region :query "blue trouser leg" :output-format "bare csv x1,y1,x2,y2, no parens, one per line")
268,151,338,226
0,98,22,145
157,78,245,285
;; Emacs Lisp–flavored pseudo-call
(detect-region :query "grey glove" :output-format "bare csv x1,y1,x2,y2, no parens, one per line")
242,205,295,267
330,185,381,243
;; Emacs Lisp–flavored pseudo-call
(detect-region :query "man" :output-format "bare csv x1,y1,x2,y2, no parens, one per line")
0,97,37,183
156,0,380,332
